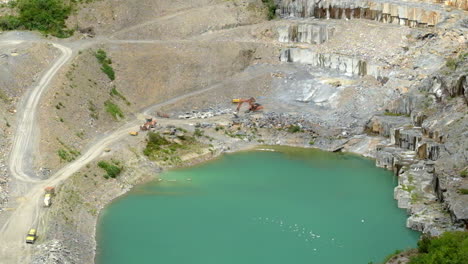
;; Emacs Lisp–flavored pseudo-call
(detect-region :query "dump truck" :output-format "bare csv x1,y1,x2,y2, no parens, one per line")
129,131,139,136
44,187,55,207
26,229,37,244
140,118,157,131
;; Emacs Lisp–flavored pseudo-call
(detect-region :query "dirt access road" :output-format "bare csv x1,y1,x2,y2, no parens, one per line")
0,39,72,263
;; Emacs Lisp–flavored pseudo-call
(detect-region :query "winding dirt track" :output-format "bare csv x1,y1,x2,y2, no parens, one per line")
0,41,72,263
8,43,72,184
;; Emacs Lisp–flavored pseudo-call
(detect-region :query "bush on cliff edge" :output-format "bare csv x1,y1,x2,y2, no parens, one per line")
409,231,468,264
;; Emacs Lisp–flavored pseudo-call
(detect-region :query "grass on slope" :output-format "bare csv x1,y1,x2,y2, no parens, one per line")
104,100,123,120
94,49,116,81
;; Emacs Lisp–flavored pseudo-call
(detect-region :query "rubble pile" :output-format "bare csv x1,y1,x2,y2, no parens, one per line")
31,240,78,264
177,108,233,119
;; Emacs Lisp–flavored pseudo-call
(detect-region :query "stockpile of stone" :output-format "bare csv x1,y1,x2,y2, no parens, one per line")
177,108,233,119
233,112,323,133
31,240,79,264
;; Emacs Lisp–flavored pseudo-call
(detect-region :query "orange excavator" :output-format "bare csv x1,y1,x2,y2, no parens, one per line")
233,97,264,113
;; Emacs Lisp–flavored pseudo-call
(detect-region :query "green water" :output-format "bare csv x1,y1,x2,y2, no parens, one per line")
96,147,419,264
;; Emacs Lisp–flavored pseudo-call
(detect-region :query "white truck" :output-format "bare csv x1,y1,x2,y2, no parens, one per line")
44,187,55,207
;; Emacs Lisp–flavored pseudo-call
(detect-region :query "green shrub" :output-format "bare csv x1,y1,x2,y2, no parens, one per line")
88,100,99,119
95,49,111,64
401,184,416,192
94,49,115,81
446,58,457,71
101,63,115,80
0,15,21,30
57,149,72,162
148,132,169,146
409,231,468,264
0,89,11,102
459,188,468,195
384,111,410,117
143,132,170,157
287,125,302,133
194,128,204,137
98,160,122,179
0,0,77,37
460,169,467,178
56,138,80,162
104,100,123,120
18,0,73,37
110,86,129,105
261,0,277,20
309,140,315,145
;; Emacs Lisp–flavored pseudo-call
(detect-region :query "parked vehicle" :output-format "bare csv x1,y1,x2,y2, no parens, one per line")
26,229,37,244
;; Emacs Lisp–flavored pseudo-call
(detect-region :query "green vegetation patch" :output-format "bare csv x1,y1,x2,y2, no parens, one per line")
446,58,457,71
94,49,115,81
143,131,200,165
261,0,277,20
104,100,124,120
401,184,416,192
194,128,204,137
57,138,80,162
460,169,467,178
445,52,467,71
458,188,468,195
88,100,99,119
0,89,11,102
287,125,302,133
0,0,74,38
110,86,130,105
409,231,468,264
384,111,410,117
97,160,122,179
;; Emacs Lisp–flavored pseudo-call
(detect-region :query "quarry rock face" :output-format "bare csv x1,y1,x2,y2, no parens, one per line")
277,0,446,26
279,48,384,78
277,22,333,44
275,0,467,235
372,66,468,235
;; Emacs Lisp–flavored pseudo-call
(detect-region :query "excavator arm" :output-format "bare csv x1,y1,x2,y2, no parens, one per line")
235,97,263,113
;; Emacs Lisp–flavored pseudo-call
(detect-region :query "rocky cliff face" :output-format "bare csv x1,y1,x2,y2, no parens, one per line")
280,48,385,78
277,0,448,26
277,22,333,44
370,55,468,235
275,0,467,236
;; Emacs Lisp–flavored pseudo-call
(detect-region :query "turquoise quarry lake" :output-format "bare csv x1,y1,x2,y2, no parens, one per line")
96,147,419,264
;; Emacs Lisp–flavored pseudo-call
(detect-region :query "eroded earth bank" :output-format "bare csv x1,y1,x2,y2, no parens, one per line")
0,0,466,263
